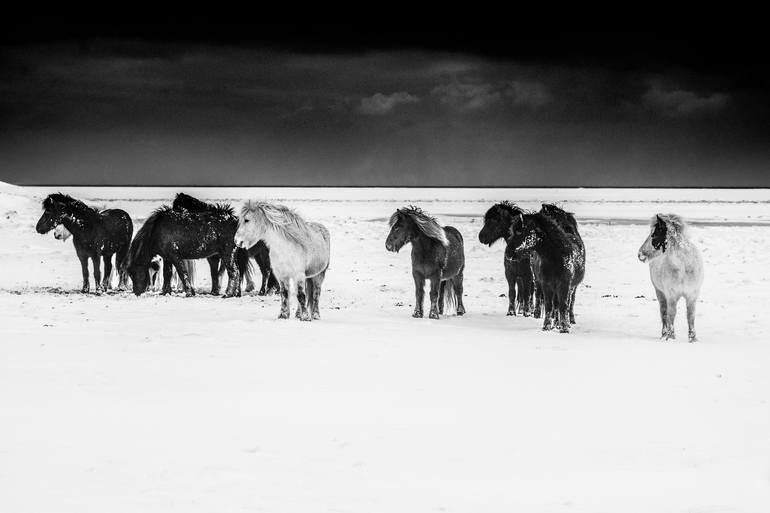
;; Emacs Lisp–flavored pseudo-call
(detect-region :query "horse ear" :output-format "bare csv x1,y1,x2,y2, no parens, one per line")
518,212,524,225
656,214,664,225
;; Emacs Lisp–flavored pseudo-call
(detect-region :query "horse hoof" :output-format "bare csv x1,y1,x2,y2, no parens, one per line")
506,311,514,316
312,312,321,320
559,327,570,334
456,310,465,316
412,312,423,318
429,312,440,320
278,312,290,319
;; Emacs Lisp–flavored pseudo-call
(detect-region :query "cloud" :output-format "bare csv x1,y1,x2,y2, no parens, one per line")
431,82,501,110
359,91,420,115
642,84,729,117
505,80,551,108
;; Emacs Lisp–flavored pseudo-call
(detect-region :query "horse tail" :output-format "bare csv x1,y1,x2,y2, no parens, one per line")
443,279,457,315
235,247,253,285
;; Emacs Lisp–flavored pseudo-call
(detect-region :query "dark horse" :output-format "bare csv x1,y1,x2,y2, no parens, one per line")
172,193,279,295
36,193,132,293
531,204,584,318
505,210,585,332
386,206,465,319
126,204,249,297
478,201,535,316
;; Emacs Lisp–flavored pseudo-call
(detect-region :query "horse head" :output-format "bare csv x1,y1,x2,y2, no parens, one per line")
479,203,517,246
385,210,415,252
235,202,264,250
505,213,540,260
638,215,668,262
36,194,69,234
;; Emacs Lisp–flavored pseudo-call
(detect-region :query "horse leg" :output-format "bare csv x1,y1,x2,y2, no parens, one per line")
207,256,220,295
522,277,533,317
161,260,173,295
77,251,90,293
244,256,257,293
278,281,291,319
664,296,679,340
310,271,325,320
168,254,194,297
557,284,571,333
102,253,113,291
428,274,441,320
542,287,554,331
116,245,129,290
222,251,239,298
505,264,516,316
454,271,466,316
295,278,311,321
533,279,542,318
412,271,425,318
654,288,668,338
92,252,103,295
438,281,446,315
686,296,698,342
569,286,577,324
258,267,269,296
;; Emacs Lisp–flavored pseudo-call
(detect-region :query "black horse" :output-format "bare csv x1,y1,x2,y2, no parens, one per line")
36,193,132,293
386,206,465,319
531,204,584,318
478,201,535,316
505,210,585,332
126,204,249,297
172,193,278,295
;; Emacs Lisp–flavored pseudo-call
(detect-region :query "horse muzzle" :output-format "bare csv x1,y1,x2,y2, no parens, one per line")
638,251,647,262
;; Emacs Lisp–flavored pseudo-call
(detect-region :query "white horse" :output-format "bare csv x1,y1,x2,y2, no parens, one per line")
53,224,72,241
147,256,197,293
638,214,704,342
235,201,330,321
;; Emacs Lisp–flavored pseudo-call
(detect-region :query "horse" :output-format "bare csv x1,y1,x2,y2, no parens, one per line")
638,214,703,342
531,204,584,318
235,201,331,321
505,211,585,332
36,193,132,293
479,201,535,316
173,193,278,295
127,205,249,297
386,206,466,319
147,255,196,293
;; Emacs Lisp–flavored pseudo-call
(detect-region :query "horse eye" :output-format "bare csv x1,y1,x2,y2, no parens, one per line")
244,219,249,223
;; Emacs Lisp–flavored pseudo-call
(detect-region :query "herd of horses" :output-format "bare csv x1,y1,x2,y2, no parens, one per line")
35,192,704,341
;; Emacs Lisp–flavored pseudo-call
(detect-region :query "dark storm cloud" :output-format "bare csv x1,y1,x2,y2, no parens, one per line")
0,36,768,186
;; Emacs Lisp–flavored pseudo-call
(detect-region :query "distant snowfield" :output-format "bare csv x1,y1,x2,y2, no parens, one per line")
2,185,770,513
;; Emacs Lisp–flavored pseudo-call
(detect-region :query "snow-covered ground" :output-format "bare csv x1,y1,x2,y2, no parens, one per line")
2,184,770,512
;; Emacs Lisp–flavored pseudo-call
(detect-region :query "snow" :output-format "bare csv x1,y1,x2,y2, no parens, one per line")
2,184,770,512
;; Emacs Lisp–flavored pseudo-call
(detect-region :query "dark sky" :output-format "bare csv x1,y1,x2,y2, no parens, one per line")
1,22,768,186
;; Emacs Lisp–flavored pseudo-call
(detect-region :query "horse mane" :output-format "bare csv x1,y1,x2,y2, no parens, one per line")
652,213,690,247
530,211,574,251
390,206,449,246
241,200,314,248
487,201,529,220
173,193,234,216
42,193,98,215
128,206,169,266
